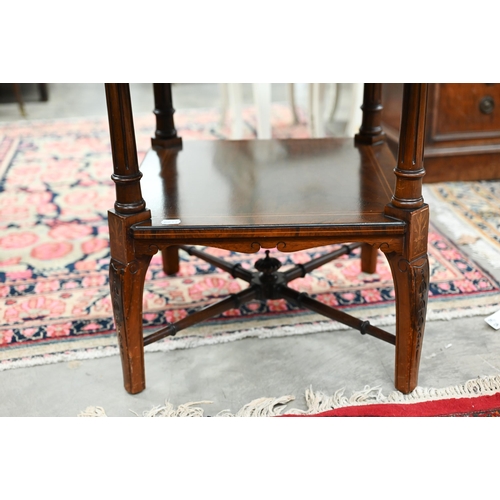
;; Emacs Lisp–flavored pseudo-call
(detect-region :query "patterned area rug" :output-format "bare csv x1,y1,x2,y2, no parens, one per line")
2,107,500,370
424,181,500,269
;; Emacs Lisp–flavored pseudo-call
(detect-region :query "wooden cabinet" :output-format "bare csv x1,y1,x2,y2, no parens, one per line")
382,83,500,182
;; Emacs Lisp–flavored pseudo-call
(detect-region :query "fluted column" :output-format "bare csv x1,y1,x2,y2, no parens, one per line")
105,83,146,215
389,83,428,210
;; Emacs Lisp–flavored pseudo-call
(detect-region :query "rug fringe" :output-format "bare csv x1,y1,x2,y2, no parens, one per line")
288,375,500,415
384,374,500,403
77,374,500,417
216,395,296,417
139,401,213,417
78,406,108,417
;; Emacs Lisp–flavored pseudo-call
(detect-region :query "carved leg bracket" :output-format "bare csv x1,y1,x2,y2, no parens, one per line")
108,209,152,394
384,251,429,393
383,204,430,393
110,255,152,394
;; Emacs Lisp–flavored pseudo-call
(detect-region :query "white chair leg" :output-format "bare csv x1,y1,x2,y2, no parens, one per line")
227,83,244,139
327,83,339,123
309,82,325,138
252,83,272,139
345,83,364,137
307,83,314,137
219,83,229,127
287,83,300,124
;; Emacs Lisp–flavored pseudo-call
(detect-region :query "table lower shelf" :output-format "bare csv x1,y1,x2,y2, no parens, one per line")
136,137,401,230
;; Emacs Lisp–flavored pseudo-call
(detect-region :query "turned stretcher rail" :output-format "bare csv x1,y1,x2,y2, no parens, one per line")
278,285,396,345
143,285,259,346
179,245,254,282
283,243,362,282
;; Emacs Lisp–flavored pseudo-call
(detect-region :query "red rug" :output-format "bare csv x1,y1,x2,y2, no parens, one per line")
284,393,500,417
2,106,500,370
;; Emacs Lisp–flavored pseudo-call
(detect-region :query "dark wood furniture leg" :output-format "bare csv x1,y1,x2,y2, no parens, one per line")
356,85,384,275
384,83,430,393
12,83,27,117
360,244,378,274
106,83,151,394
162,246,180,275
355,83,385,145
38,83,49,102
152,83,183,275
151,83,182,149
108,214,152,394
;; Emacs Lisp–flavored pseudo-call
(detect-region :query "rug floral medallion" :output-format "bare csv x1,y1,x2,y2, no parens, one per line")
2,110,500,370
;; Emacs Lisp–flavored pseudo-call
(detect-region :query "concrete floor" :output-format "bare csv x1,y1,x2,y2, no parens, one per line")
1,83,500,417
